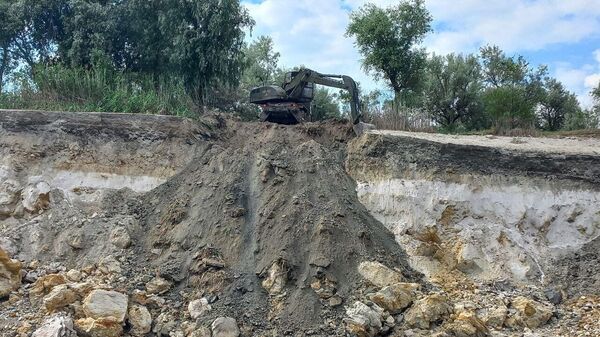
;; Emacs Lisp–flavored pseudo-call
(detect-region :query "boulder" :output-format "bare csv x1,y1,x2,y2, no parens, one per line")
506,296,553,329
0,237,18,258
405,293,453,329
43,284,77,312
32,315,77,337
0,247,21,298
358,261,404,288
75,317,123,337
83,289,128,323
261,260,287,295
146,276,172,295
188,298,212,320
211,317,240,337
189,327,212,337
98,256,122,275
481,305,507,329
344,301,384,337
128,304,152,336
66,269,83,282
109,227,131,249
368,283,420,314
445,312,489,337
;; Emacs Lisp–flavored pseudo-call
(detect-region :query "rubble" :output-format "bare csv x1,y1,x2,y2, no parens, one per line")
32,315,77,337
0,247,21,297
83,289,128,322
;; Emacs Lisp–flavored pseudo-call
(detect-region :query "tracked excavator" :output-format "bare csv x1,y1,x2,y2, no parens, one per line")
249,68,373,135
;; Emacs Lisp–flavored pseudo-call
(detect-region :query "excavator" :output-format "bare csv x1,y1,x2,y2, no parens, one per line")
249,68,373,135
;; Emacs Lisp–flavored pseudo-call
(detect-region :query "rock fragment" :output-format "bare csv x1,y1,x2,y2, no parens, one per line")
146,276,172,294
368,282,420,314
506,296,553,329
344,301,384,337
109,227,131,249
405,293,453,329
445,312,489,337
358,261,404,288
188,298,212,320
211,317,240,337
83,289,128,323
0,247,21,298
128,304,152,336
43,284,77,312
32,315,77,337
75,317,123,337
22,181,51,213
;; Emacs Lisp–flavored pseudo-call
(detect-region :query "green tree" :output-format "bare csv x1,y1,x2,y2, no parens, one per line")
483,86,536,129
312,87,340,121
538,78,580,131
242,36,280,89
346,0,432,106
0,0,22,92
423,53,483,130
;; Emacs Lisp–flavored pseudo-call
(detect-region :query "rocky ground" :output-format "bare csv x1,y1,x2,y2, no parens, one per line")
0,110,599,336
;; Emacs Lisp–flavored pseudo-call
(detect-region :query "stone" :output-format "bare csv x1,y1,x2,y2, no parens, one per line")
507,296,553,329
261,260,287,295
368,283,420,314
358,261,404,288
153,312,177,336
0,247,21,298
98,256,122,275
32,315,77,337
482,305,507,329
128,304,152,336
22,181,51,213
43,284,77,312
109,227,131,249
445,312,489,337
31,274,67,298
344,301,384,337
211,317,240,337
83,289,128,323
66,229,84,250
146,276,172,294
405,293,453,329
189,298,212,320
75,317,123,337
66,269,83,282
544,288,563,305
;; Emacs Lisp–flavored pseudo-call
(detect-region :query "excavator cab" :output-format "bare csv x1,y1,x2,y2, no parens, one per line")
283,71,314,103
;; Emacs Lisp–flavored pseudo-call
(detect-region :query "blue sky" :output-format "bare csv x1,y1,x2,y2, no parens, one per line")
242,0,600,107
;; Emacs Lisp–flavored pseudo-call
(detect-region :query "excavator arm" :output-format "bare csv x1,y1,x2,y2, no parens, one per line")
283,69,362,125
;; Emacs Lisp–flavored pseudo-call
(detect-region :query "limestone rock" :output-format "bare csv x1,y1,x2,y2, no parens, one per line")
0,237,18,257
0,247,21,298
146,276,172,295
83,289,128,323
189,298,212,320
75,317,123,337
66,269,83,282
344,301,384,337
445,312,489,337
32,315,77,337
31,274,67,298
261,260,287,295
481,305,507,329
43,284,77,312
98,256,122,275
507,296,553,329
405,293,453,329
368,283,420,314
109,227,131,249
358,261,404,288
211,317,240,337
128,304,152,336
22,181,51,213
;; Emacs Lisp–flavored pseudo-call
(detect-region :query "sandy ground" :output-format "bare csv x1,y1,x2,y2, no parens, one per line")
372,130,600,155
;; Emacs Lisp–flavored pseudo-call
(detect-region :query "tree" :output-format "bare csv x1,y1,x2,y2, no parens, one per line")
483,86,536,130
242,36,280,89
312,88,340,121
423,53,483,130
159,0,254,107
347,0,432,106
538,78,580,131
0,0,23,92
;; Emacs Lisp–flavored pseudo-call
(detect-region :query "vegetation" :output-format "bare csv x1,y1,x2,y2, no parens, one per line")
0,0,597,133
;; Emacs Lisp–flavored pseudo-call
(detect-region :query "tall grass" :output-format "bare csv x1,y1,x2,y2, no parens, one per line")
0,63,195,117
